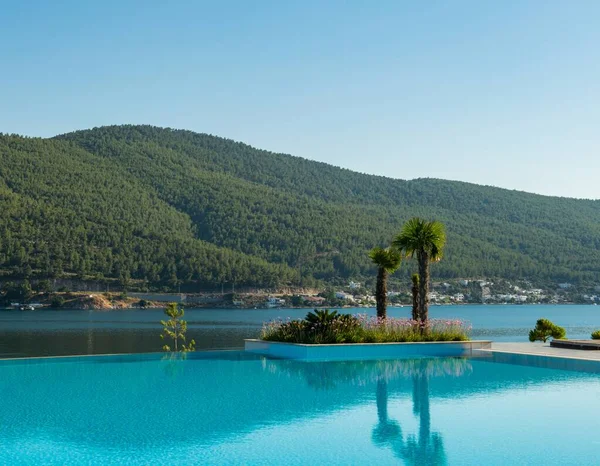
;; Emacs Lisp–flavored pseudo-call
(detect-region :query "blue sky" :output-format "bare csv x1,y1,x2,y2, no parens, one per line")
2,1,600,199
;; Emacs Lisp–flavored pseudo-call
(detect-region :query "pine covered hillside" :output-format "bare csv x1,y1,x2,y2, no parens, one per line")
1,124,600,289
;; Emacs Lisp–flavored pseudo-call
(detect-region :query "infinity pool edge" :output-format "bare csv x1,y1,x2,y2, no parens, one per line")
244,339,493,360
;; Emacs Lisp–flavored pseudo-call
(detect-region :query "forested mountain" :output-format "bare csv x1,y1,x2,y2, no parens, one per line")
1,124,599,290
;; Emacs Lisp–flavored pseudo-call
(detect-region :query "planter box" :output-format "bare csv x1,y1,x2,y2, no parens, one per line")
244,339,492,361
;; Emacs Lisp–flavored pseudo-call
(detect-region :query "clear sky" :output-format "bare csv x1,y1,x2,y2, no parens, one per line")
2,1,599,199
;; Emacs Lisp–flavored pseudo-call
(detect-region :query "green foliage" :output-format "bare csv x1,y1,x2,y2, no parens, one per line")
138,299,149,308
262,315,470,344
36,280,52,293
591,330,600,340
393,218,447,262
393,218,446,323
160,302,196,352
528,318,566,342
1,281,33,303
369,247,402,273
2,125,600,288
20,280,32,301
369,247,402,319
50,295,65,308
290,295,303,306
305,309,339,326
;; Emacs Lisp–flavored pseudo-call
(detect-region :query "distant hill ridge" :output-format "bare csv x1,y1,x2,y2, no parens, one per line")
0,124,598,289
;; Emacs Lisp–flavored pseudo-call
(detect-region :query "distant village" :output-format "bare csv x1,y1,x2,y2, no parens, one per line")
109,278,600,310
3,277,600,310
196,278,600,309
272,279,600,309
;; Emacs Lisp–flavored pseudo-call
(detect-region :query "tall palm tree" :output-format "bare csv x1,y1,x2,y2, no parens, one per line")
411,273,420,321
369,247,402,319
393,218,446,323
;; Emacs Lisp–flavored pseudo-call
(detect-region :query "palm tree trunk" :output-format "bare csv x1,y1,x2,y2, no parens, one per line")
376,267,388,319
411,274,419,321
418,251,429,323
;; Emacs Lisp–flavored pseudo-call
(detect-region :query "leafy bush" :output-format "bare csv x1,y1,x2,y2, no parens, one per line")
50,296,65,308
528,318,566,342
261,311,470,344
591,330,600,340
36,280,52,293
305,309,340,326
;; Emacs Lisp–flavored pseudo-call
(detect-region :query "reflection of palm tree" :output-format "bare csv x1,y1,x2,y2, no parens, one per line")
402,371,446,465
371,379,402,448
263,357,471,390
372,360,447,465
264,356,464,465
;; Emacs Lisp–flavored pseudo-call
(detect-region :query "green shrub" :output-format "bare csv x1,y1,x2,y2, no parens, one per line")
50,296,65,308
305,309,339,326
591,330,600,340
528,318,566,342
36,280,52,293
261,313,471,344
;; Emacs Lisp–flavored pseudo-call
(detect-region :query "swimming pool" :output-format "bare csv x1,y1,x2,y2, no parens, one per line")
1,352,599,465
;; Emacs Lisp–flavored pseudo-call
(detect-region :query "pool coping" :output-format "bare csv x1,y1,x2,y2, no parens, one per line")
478,342,600,361
0,348,247,364
474,343,600,373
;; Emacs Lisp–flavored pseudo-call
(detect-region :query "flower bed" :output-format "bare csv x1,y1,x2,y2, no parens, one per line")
261,312,471,344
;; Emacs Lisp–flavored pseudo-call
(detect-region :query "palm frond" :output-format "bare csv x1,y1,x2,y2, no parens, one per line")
369,247,402,272
392,218,446,262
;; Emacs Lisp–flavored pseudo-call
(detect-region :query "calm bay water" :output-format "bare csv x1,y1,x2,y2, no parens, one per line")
1,304,599,358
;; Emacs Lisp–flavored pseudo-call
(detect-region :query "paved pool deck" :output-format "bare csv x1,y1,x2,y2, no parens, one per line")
482,342,600,361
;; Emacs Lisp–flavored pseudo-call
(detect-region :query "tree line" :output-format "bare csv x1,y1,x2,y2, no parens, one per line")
0,125,599,290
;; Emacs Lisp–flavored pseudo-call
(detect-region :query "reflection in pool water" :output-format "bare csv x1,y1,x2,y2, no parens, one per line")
0,353,599,464
374,364,448,465
265,357,472,466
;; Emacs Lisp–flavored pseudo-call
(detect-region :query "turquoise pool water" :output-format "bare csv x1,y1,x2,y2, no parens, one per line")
1,352,599,465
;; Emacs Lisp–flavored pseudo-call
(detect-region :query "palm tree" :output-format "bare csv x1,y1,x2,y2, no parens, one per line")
369,247,402,319
411,273,420,321
393,218,446,323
